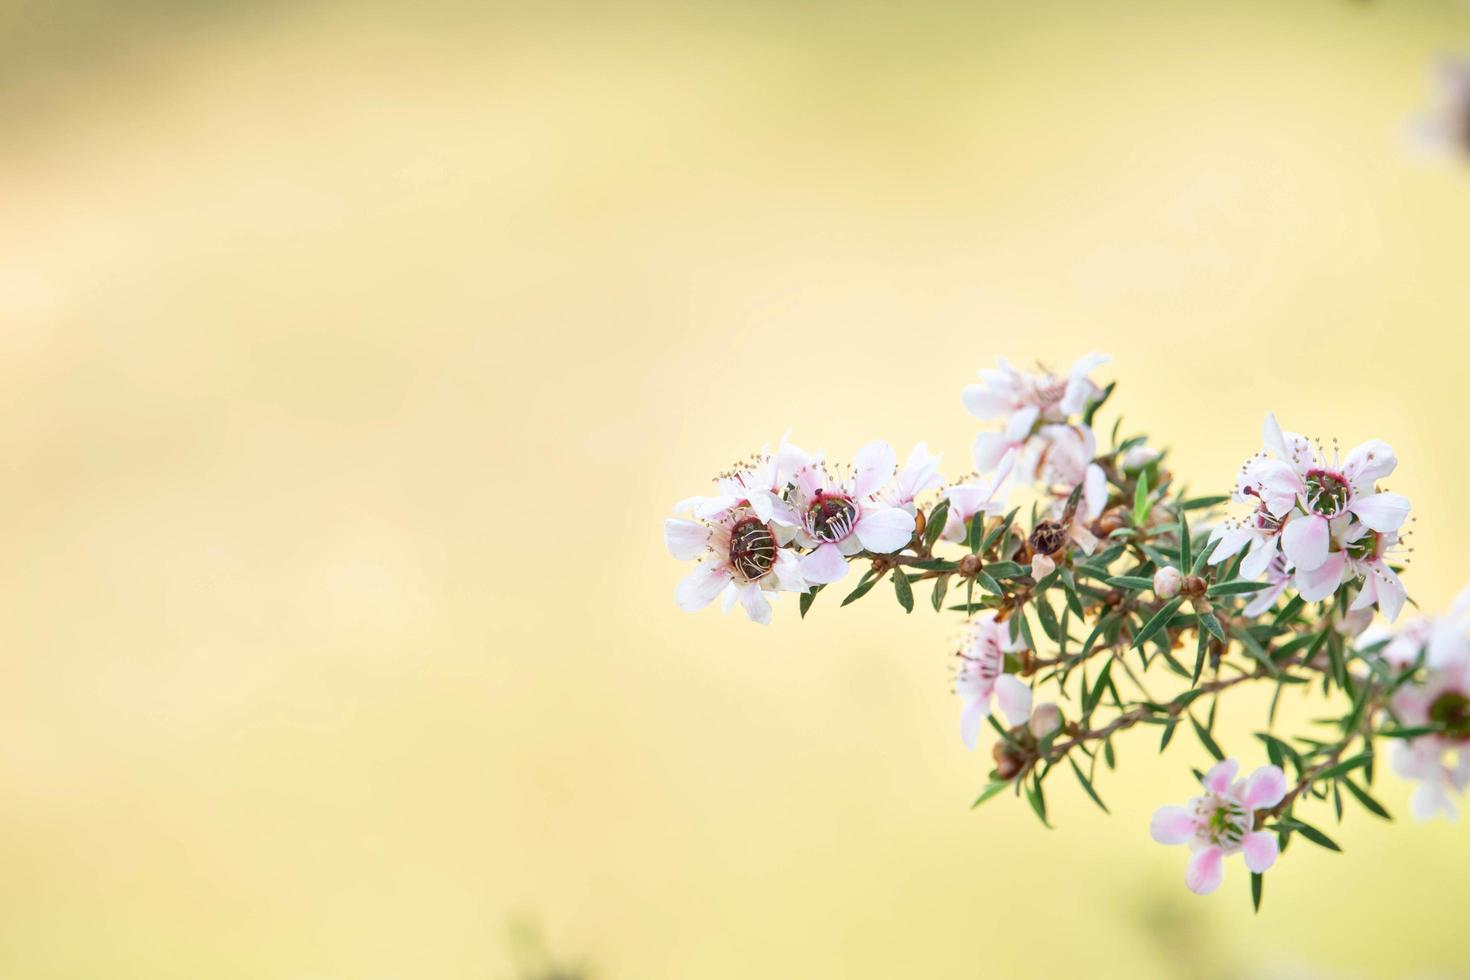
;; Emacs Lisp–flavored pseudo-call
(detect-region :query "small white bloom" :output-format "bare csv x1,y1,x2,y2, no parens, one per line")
788,443,917,585
1151,759,1287,895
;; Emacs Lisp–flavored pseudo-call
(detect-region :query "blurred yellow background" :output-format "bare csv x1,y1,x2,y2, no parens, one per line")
3,0,1470,977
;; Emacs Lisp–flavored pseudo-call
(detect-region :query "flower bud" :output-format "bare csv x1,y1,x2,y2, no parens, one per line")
992,741,1025,781
1153,565,1182,600
1120,445,1161,471
958,553,983,578
1028,702,1063,739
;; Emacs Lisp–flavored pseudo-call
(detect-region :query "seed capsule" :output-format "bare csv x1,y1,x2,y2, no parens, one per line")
728,517,777,581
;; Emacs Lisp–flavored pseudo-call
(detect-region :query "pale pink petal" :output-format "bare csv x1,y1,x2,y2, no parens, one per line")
1004,405,1042,441
1342,439,1397,488
1295,551,1347,602
1203,759,1240,794
972,432,1016,473
1242,580,1288,618
994,674,1033,726
1242,832,1279,873
852,441,897,499
1281,515,1330,572
1253,460,1305,516
1369,562,1407,622
1241,765,1288,810
1411,782,1458,822
960,698,990,750
1261,413,1288,461
963,385,1013,421
898,442,943,500
1208,525,1254,565
1239,537,1276,580
1068,351,1112,382
694,494,743,520
1083,463,1108,521
663,518,710,560
798,543,849,585
1186,846,1225,895
1347,492,1411,533
1150,805,1196,845
738,583,772,625
854,506,916,553
675,562,732,611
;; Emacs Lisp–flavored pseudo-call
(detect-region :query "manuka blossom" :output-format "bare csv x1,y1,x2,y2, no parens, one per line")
665,505,807,625
1381,594,1470,820
1212,413,1411,620
1151,759,1287,895
871,441,945,515
963,353,1111,432
955,612,1032,749
789,443,917,585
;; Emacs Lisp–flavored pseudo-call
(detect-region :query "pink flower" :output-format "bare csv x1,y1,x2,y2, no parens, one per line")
1150,759,1287,895
1213,414,1412,621
789,442,917,585
963,353,1111,431
954,612,1032,749
674,431,810,528
665,506,808,625
1389,632,1470,821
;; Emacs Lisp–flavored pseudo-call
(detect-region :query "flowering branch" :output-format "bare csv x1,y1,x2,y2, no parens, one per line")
664,355,1470,910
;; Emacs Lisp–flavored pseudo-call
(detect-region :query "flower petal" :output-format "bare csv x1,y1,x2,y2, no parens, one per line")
1281,515,1330,572
854,506,916,554
1203,759,1240,794
738,583,772,625
994,674,1033,726
963,385,1013,421
1295,551,1347,602
972,432,1017,473
1186,846,1225,895
663,518,710,560
798,543,849,585
1343,439,1397,488
675,562,732,611
1150,805,1196,845
1347,492,1411,533
852,441,897,499
960,698,990,750
1083,463,1108,521
1239,537,1276,580
1242,832,1279,874
1241,765,1287,810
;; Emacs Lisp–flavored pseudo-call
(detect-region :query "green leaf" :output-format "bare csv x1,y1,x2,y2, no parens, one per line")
1380,725,1440,739
1160,718,1180,752
1083,380,1115,426
1025,776,1051,828
971,780,1010,809
1199,612,1227,643
967,512,984,553
1282,819,1341,852
931,575,949,612
799,586,823,618
1133,597,1184,651
1107,576,1155,591
976,571,1004,595
1251,872,1264,914
1207,580,1270,596
841,572,880,606
1084,658,1114,716
1315,752,1373,784
986,561,1026,579
981,509,1018,554
893,570,914,613
1035,596,1061,642
1179,516,1192,572
924,498,950,552
1191,715,1225,761
1341,778,1391,820
1068,757,1110,813
1132,471,1152,527
1181,495,1230,511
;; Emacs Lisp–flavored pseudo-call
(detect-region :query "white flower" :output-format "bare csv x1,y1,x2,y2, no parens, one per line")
665,505,807,625
788,442,917,585
1384,592,1470,820
1150,759,1287,895
869,441,944,514
673,431,810,527
954,612,1032,749
963,353,1111,432
1213,413,1412,620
